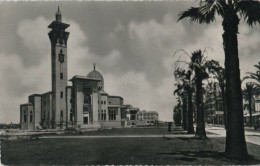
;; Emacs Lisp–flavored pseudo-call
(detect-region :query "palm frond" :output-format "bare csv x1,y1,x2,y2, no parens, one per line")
178,7,215,24
236,0,260,26
178,0,226,24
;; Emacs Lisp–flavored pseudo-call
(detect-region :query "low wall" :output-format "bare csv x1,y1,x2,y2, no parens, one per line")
79,123,101,129
100,121,121,128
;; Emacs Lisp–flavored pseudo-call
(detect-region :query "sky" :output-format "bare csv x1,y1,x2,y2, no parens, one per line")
1,1,260,123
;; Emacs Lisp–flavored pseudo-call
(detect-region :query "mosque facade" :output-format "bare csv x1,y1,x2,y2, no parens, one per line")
20,8,129,130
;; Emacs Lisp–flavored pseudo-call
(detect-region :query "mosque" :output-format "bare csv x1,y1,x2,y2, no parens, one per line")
19,8,131,130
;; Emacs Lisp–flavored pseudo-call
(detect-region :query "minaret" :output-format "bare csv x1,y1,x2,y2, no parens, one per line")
48,7,70,129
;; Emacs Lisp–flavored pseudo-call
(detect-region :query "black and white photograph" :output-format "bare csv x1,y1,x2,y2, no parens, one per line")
1,0,260,165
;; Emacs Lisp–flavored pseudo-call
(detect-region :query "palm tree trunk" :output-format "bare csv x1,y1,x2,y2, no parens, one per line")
187,88,195,134
222,13,248,159
248,90,253,127
221,84,227,129
195,69,206,138
182,96,187,130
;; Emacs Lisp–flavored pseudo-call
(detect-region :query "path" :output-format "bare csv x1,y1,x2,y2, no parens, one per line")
205,126,260,145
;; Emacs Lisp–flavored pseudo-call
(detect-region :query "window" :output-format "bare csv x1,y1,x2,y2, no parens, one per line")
101,101,103,104
83,107,89,114
24,111,27,122
60,73,63,79
70,99,72,103
84,95,90,104
70,109,73,121
109,110,116,121
61,111,63,118
104,101,106,105
30,111,33,122
101,110,106,121
60,92,63,98
83,117,88,124
59,49,64,63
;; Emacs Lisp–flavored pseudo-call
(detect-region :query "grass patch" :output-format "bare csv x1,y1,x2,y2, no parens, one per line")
2,136,260,165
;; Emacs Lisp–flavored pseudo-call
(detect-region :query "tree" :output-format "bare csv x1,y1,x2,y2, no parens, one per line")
174,83,188,130
174,69,195,134
173,98,182,125
242,83,254,127
244,62,260,88
178,0,260,159
190,50,209,138
243,62,260,126
174,49,214,136
242,83,260,127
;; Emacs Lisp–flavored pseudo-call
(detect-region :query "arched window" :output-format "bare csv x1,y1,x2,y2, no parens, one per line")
59,49,64,63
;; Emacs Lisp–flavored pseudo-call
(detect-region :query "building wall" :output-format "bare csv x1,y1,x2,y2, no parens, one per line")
108,96,123,105
255,100,260,112
100,121,121,128
92,92,99,124
41,92,52,129
100,94,108,121
28,95,42,129
34,96,42,129
20,105,34,130
76,91,84,127
66,87,72,127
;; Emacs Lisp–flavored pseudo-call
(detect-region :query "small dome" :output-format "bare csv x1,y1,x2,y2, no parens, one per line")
56,6,62,22
87,64,104,90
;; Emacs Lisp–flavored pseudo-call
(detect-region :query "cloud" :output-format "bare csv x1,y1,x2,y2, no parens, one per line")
105,71,174,121
16,16,50,67
0,52,50,123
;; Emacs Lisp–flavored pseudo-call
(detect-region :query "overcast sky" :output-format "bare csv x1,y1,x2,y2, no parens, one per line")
1,1,260,123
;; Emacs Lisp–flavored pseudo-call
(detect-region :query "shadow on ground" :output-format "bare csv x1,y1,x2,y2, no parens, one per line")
157,150,260,165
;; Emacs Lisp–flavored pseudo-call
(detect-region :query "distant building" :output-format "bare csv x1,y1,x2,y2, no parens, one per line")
137,110,159,125
204,81,224,125
125,108,159,126
243,94,260,127
19,8,134,130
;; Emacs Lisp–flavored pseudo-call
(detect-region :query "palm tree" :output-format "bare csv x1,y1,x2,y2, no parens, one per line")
174,68,195,134
173,98,182,125
178,0,260,159
243,62,260,127
244,62,260,88
190,50,209,138
174,83,188,130
174,49,214,136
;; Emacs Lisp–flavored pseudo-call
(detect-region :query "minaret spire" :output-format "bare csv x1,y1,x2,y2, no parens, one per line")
93,63,96,70
56,6,62,22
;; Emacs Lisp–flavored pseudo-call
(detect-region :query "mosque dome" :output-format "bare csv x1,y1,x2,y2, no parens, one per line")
87,63,104,90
